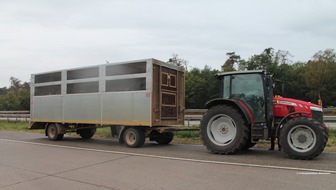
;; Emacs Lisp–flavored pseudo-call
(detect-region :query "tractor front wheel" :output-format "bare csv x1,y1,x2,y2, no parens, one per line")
280,117,328,160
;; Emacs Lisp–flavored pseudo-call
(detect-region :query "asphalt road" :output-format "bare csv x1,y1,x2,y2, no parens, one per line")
0,131,335,190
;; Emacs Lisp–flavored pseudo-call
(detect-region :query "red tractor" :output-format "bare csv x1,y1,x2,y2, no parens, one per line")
200,70,328,159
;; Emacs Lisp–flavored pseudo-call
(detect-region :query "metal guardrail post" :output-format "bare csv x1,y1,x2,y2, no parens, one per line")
0,111,30,122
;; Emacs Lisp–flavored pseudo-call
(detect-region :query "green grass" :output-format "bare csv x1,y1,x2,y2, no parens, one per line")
174,130,201,144
95,127,111,138
1,121,335,151
326,129,336,151
0,121,31,131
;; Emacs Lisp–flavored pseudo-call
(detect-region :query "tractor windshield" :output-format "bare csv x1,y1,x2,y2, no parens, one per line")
223,74,266,123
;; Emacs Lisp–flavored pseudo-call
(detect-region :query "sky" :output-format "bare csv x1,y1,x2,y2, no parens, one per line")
1,0,335,87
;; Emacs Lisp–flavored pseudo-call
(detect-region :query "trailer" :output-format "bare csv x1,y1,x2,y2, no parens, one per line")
29,58,185,147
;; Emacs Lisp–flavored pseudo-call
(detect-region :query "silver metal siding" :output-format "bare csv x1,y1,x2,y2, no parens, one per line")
30,58,183,127
101,91,151,125
32,96,63,121
63,94,101,123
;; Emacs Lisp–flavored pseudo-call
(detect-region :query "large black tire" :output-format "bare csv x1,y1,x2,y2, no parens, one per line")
77,128,95,139
200,105,249,155
280,117,328,160
155,132,174,145
123,128,145,148
47,124,64,141
242,129,259,150
242,140,257,150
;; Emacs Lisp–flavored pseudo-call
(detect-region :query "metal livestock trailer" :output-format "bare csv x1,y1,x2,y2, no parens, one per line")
29,58,185,147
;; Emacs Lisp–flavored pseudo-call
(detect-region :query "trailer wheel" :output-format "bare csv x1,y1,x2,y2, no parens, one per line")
47,124,64,141
123,128,145,148
77,128,95,139
155,132,174,145
280,117,328,160
200,105,249,155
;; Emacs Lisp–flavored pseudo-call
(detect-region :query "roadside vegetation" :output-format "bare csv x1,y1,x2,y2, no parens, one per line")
1,121,335,152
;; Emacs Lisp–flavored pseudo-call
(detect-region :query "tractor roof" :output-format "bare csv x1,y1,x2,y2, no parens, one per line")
216,70,265,77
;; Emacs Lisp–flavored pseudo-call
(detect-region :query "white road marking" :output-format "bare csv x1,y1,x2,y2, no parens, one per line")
0,138,335,174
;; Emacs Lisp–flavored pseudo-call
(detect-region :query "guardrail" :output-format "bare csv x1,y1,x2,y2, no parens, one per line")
1,110,335,124
323,108,336,112
185,108,336,115
184,109,336,127
0,111,30,122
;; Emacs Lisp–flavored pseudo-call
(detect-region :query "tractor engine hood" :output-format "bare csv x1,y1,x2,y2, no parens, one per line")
273,96,323,118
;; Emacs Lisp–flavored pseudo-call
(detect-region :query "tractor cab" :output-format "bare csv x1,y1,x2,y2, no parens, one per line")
208,70,274,142
218,70,273,127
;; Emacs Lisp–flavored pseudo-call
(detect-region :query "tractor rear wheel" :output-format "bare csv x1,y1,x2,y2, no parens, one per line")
280,117,328,160
242,140,258,150
200,105,249,155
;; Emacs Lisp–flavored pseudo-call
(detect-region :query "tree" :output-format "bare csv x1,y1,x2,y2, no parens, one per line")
222,52,240,72
10,77,22,96
304,49,336,106
274,50,293,65
19,82,30,110
185,66,219,108
0,77,30,110
238,47,277,72
0,91,20,110
167,54,188,71
274,62,309,101
0,87,7,95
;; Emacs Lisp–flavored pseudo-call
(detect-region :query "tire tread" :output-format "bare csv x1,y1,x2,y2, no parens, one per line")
200,105,249,155
280,117,328,160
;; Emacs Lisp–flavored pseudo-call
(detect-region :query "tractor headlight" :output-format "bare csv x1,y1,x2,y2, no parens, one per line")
310,106,324,123
278,101,297,106
310,106,323,112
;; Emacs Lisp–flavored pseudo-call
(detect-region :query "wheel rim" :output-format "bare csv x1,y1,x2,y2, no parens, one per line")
125,131,136,146
48,126,56,139
287,125,316,153
207,114,237,146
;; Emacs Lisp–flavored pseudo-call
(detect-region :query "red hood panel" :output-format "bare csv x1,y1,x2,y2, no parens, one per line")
272,96,321,118
273,97,319,107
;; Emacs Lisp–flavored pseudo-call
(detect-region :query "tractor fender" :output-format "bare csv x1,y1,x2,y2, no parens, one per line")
204,98,254,125
275,111,310,137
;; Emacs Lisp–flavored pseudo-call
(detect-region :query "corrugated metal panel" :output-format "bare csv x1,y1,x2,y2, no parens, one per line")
102,91,151,125
63,94,101,123
32,96,63,121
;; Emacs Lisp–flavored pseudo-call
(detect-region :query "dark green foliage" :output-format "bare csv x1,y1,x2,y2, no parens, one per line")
304,49,336,107
274,62,310,102
0,77,30,111
223,48,336,106
185,66,220,108
221,52,240,72
0,87,7,95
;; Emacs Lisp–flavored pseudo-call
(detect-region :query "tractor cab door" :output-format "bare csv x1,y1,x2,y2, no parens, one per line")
223,73,266,124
